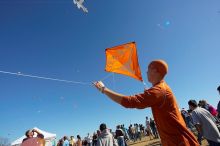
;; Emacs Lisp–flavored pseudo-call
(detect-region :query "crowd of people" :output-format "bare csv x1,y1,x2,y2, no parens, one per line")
180,96,220,145
22,122,148,146
51,123,150,146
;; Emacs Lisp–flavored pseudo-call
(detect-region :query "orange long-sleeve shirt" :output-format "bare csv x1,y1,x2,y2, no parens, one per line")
121,80,199,146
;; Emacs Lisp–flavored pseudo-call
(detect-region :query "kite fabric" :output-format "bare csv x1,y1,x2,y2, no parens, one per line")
105,42,143,81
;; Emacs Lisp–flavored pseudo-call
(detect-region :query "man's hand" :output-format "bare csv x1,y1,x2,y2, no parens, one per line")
93,81,105,93
93,81,124,105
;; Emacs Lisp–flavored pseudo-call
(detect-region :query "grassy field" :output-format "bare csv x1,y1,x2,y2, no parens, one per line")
127,136,209,146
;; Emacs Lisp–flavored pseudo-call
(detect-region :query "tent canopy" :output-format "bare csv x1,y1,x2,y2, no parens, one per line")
11,127,56,146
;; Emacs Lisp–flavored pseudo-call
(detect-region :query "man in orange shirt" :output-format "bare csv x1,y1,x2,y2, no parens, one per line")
94,60,199,146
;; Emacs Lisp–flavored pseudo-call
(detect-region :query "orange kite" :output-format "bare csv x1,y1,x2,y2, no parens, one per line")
105,42,143,81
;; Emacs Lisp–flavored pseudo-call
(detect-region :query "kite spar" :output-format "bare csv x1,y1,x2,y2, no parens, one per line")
105,42,143,82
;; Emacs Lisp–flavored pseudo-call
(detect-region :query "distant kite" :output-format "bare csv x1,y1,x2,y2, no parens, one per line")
73,0,88,13
105,42,143,82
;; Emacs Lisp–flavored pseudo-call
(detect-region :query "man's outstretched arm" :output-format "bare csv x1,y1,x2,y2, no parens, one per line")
93,81,124,104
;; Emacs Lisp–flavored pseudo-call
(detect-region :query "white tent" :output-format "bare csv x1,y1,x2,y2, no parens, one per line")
11,127,56,146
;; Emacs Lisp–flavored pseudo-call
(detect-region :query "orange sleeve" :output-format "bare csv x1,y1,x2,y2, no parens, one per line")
120,86,165,109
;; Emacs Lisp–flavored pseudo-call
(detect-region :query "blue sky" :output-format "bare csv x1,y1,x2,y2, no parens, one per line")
0,0,220,142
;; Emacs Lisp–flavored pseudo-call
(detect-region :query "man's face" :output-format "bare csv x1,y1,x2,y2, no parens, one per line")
147,65,158,83
188,105,193,111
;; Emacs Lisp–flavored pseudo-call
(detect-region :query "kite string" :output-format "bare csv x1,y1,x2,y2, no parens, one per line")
99,73,114,81
0,70,144,88
0,70,91,85
112,73,116,90
0,70,116,86
142,81,148,90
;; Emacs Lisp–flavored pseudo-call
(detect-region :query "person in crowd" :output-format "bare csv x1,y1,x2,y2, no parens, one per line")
121,125,129,141
63,136,69,146
69,136,75,146
94,59,199,146
76,135,82,146
134,124,138,141
22,129,44,143
97,130,101,137
217,86,220,119
181,108,194,129
199,100,218,117
115,129,125,146
127,125,133,141
145,117,153,140
85,133,93,146
82,138,88,146
52,138,57,146
188,100,220,146
97,123,115,146
92,132,98,146
149,118,159,139
129,125,135,142
57,138,63,146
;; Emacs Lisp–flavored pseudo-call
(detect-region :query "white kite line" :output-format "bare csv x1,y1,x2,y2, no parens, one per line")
0,70,91,85
0,70,114,86
99,73,114,81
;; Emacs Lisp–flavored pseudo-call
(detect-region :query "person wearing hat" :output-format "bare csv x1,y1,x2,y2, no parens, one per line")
94,60,199,146
188,100,220,146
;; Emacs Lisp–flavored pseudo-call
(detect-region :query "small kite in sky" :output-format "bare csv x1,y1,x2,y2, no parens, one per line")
105,42,143,82
157,20,171,29
165,21,170,26
73,0,88,13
